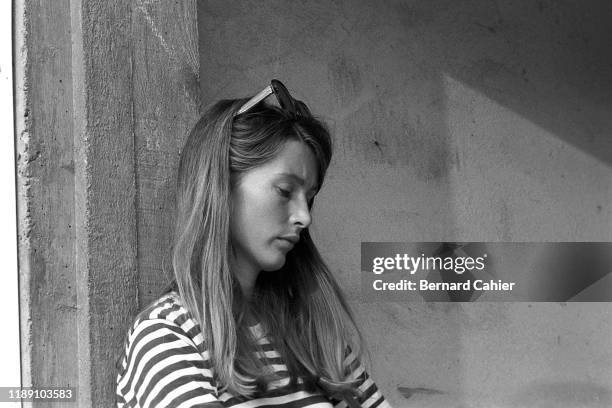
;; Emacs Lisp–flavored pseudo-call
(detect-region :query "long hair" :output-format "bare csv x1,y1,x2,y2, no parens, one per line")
171,98,365,397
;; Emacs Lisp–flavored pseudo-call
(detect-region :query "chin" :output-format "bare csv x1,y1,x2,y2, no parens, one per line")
260,254,287,272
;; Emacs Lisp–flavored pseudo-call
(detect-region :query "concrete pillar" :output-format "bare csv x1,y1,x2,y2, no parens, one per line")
15,0,200,406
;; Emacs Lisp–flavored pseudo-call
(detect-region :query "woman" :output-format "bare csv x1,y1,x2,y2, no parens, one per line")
116,80,391,408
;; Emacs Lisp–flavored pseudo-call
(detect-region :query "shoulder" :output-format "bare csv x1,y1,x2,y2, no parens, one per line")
134,291,192,324
116,292,218,407
116,291,209,380
125,291,205,352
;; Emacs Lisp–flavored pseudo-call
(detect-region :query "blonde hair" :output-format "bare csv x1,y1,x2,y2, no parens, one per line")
171,99,365,397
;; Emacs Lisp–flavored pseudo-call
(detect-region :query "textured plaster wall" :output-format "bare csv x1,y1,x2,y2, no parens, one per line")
198,1,612,407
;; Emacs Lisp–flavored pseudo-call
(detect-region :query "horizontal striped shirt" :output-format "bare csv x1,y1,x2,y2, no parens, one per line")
116,291,391,408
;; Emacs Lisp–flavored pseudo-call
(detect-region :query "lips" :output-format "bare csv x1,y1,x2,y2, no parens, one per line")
278,235,299,245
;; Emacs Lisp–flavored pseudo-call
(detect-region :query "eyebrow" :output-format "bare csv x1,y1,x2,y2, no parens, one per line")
275,173,319,193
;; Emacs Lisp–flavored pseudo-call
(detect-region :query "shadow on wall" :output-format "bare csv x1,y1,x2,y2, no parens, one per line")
433,0,612,167
443,73,610,240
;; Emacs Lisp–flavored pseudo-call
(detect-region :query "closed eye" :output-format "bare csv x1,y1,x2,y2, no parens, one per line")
276,187,291,198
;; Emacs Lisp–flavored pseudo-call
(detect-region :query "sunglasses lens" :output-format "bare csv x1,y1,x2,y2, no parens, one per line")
295,100,312,117
270,80,293,111
246,79,310,117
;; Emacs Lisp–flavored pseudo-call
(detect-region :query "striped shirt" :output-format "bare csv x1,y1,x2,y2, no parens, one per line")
116,291,391,408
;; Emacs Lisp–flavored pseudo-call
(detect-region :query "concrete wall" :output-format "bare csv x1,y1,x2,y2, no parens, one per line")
196,1,612,407
15,0,79,400
15,0,200,406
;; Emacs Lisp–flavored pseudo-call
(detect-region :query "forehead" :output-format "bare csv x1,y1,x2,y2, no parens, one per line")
245,140,319,189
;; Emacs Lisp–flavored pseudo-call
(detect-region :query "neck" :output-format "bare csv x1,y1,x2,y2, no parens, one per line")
230,256,259,302
237,277,255,301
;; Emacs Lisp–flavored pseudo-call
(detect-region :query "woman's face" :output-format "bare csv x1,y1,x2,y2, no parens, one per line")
230,140,319,279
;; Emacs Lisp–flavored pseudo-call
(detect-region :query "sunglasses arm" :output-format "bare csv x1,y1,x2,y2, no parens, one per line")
237,85,274,115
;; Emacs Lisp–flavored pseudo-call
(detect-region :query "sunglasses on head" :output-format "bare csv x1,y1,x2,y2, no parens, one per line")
236,79,312,117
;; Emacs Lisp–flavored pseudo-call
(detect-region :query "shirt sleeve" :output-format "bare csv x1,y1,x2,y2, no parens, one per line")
116,318,221,408
332,348,391,408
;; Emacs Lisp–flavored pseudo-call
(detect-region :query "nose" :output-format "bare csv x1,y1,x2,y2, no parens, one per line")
289,195,312,230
